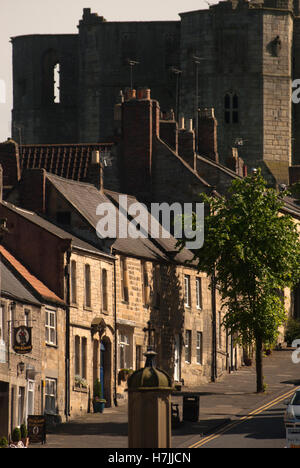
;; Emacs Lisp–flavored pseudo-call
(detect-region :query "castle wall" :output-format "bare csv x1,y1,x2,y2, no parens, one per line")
12,34,79,144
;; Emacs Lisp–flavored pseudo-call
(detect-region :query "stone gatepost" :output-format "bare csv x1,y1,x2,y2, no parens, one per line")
127,349,173,448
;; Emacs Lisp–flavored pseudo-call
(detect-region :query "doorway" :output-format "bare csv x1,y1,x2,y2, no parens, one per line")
101,337,112,407
174,334,181,382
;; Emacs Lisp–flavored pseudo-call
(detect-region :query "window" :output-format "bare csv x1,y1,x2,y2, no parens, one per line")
81,337,87,380
184,275,191,307
27,380,35,417
119,332,131,369
102,269,108,311
10,303,15,346
196,332,203,365
71,260,77,304
196,277,202,310
42,49,60,105
53,63,60,104
45,378,57,413
45,308,56,346
74,336,87,382
224,93,239,124
185,330,192,363
120,257,129,302
141,261,149,306
18,387,25,426
85,264,91,308
75,336,80,376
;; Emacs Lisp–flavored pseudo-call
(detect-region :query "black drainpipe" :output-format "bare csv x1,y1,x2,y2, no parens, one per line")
112,250,118,407
65,247,71,420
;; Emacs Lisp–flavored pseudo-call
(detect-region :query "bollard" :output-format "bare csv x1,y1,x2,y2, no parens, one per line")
127,350,173,448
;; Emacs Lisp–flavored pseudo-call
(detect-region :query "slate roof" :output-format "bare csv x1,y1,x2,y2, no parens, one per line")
0,246,64,306
46,172,195,264
1,261,41,306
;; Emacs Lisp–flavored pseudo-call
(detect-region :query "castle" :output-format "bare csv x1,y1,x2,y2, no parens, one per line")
11,0,300,186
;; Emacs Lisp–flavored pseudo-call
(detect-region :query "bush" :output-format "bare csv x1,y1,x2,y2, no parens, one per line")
11,427,21,443
285,318,300,346
93,378,102,399
20,424,27,439
0,436,8,448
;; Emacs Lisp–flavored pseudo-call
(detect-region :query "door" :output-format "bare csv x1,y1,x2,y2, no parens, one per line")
174,334,181,382
100,342,105,399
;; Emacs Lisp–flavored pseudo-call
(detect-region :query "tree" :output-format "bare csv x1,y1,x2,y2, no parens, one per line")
179,170,300,392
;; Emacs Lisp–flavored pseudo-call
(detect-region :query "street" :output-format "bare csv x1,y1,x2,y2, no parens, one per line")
192,392,292,448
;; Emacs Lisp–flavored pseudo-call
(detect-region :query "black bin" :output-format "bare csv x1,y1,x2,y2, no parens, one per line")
182,395,200,422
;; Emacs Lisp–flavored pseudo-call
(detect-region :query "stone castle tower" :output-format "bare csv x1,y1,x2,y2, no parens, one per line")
11,0,300,185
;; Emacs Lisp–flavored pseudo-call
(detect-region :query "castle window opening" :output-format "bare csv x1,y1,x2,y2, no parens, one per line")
224,93,239,124
53,63,60,103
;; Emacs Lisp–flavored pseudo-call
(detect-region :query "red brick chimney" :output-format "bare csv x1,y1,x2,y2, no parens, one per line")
197,108,219,163
122,88,159,198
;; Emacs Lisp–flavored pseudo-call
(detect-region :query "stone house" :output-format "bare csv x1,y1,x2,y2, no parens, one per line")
0,200,116,419
4,168,240,401
0,245,65,441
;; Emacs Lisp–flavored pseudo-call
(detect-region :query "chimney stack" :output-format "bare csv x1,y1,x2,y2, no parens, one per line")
178,117,196,169
87,151,104,193
122,88,159,199
197,108,219,163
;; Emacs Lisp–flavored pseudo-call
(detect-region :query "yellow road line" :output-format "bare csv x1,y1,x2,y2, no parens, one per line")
189,386,300,448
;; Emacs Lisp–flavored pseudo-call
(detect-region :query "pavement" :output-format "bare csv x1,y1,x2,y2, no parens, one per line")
31,348,300,448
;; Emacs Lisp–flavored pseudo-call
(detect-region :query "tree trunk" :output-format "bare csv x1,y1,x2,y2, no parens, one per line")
255,335,264,393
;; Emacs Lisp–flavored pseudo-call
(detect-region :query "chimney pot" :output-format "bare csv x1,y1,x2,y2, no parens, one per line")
92,150,100,165
124,88,136,101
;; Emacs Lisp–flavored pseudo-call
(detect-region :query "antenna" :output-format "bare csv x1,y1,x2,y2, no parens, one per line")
127,59,140,90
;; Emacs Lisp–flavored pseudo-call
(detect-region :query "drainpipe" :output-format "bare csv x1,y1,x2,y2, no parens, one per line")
65,248,71,421
112,250,118,407
211,268,217,382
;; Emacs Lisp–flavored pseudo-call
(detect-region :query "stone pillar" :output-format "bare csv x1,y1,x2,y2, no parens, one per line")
127,350,173,448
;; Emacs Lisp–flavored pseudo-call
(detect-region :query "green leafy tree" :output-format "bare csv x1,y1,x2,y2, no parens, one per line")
179,170,300,392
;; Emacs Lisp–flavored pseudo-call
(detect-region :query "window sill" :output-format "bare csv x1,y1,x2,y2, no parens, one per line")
73,386,88,394
83,306,93,312
46,342,58,349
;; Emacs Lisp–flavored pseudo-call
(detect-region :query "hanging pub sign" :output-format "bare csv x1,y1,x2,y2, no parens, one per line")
13,326,32,354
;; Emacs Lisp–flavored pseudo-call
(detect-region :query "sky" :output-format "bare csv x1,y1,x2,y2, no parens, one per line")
0,0,216,142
